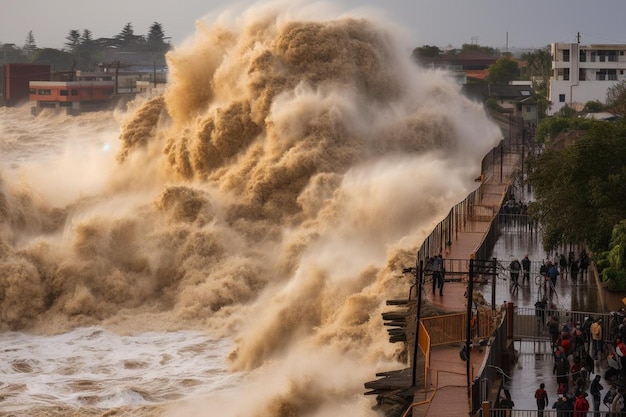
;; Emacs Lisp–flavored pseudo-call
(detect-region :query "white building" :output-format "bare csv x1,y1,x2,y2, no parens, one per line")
549,42,626,114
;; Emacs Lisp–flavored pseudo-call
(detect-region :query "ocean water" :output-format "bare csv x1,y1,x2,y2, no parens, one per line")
0,3,502,416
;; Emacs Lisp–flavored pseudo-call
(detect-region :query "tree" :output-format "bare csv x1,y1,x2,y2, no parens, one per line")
146,22,170,53
582,100,604,113
23,30,37,59
0,43,28,64
31,48,74,69
412,45,441,59
65,30,81,53
535,115,595,144
487,56,519,85
528,119,626,252
606,80,626,116
115,22,145,49
459,43,498,56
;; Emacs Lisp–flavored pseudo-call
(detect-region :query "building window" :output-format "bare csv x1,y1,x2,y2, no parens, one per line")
564,68,570,81
579,69,586,81
559,94,566,103
526,106,532,113
38,89,51,95
563,49,570,62
71,90,78,96
29,88,36,94
103,88,114,95
60,90,69,96
579,50,586,62
596,69,617,81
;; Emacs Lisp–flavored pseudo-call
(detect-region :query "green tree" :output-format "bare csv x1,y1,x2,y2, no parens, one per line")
65,30,81,53
76,29,98,69
598,220,626,289
487,56,519,84
146,22,170,53
582,100,604,113
23,30,37,59
520,47,551,80
0,43,27,64
412,45,441,59
115,22,145,49
606,80,626,116
529,119,626,252
535,115,596,144
31,48,74,69
460,43,498,56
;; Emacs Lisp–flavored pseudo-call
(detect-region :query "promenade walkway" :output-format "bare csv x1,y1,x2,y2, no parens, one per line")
410,178,511,417
409,172,609,416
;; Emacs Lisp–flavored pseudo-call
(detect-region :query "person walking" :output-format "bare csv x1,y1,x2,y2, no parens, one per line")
590,318,604,359
547,261,559,294
521,255,531,284
509,258,521,293
590,374,603,413
535,382,549,417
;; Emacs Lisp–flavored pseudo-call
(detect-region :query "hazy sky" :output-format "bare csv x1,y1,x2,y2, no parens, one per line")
1,0,625,51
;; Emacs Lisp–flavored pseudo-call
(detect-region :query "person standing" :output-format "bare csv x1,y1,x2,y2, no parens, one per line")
509,258,521,292
573,392,589,417
547,261,559,294
579,250,590,280
559,253,568,278
431,254,444,296
535,383,549,417
590,318,604,359
590,374,603,413
610,388,624,417
521,255,531,284
437,254,445,295
570,258,580,282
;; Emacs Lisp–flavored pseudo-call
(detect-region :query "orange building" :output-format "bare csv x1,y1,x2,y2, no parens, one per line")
29,80,115,114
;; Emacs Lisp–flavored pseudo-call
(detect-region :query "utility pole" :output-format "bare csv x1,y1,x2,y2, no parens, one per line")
411,258,424,387
466,255,475,414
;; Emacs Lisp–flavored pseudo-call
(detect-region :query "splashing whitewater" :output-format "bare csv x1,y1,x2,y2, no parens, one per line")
0,3,501,416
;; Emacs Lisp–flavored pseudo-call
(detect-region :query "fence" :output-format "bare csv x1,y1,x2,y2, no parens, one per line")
471,306,510,414
513,307,614,344
416,134,525,263
485,409,608,416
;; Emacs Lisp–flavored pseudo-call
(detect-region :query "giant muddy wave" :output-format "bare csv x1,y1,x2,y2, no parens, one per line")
0,2,500,416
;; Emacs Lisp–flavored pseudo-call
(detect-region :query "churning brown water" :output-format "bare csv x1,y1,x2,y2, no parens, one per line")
0,4,501,416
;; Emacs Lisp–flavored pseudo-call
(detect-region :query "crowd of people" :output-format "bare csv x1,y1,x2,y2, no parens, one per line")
540,310,626,415
502,247,624,415
508,249,591,294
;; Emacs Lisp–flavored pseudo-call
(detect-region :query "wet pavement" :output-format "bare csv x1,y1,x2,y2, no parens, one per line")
480,226,608,412
481,228,600,314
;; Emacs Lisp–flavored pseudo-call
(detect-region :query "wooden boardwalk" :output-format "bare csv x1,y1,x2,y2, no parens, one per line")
412,162,518,417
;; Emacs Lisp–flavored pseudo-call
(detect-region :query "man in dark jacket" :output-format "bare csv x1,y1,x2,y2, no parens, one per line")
590,374,603,412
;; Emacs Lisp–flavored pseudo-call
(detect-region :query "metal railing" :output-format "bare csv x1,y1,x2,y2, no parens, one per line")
472,308,510,413
513,306,613,344
487,409,608,416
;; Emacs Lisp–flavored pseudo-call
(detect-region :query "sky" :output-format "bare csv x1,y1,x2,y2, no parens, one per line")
1,0,626,52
